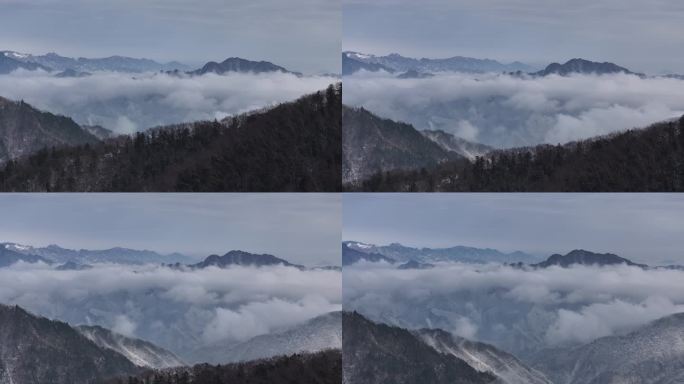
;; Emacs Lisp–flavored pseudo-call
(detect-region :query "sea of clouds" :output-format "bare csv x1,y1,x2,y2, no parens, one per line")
0,70,337,134
0,261,341,361
344,71,684,148
343,261,684,357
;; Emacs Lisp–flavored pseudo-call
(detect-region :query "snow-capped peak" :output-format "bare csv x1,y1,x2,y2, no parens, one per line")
3,243,32,252
3,51,29,59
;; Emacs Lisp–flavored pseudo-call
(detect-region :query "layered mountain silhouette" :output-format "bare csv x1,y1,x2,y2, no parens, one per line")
0,83,341,191
0,53,51,73
0,96,100,163
0,244,51,267
342,53,395,75
351,113,684,192
532,313,684,384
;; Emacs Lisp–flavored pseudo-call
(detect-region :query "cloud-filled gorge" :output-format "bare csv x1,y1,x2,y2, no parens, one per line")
343,262,684,356
0,71,337,134
344,72,684,148
0,262,341,361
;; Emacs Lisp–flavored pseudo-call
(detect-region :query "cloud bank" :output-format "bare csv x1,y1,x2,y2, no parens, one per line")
343,72,684,148
343,262,684,355
0,71,336,134
0,262,341,360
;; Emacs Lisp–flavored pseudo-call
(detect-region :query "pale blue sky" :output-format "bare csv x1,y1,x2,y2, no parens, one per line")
0,194,341,266
343,194,684,265
0,0,341,74
344,0,684,74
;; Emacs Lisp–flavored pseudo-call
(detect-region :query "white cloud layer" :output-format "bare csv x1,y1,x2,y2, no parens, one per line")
343,262,684,355
0,71,336,133
0,262,341,359
344,72,684,148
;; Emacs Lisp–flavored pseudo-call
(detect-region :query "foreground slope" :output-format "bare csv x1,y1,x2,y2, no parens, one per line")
190,311,341,364
353,114,684,191
77,325,185,369
0,96,99,163
105,350,342,384
532,313,684,384
0,304,140,384
0,84,341,191
343,312,496,384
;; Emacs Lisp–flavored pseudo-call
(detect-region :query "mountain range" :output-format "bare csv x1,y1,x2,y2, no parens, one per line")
1,51,188,73
0,83,341,192
532,249,647,268
342,51,534,75
1,242,192,265
343,241,539,265
347,108,684,192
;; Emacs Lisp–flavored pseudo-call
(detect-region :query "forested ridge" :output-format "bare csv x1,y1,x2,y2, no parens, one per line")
0,83,341,192
351,115,684,192
102,350,341,384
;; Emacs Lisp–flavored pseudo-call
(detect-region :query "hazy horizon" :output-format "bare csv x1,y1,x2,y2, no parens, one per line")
0,0,341,74
343,194,684,265
0,194,342,266
344,0,684,74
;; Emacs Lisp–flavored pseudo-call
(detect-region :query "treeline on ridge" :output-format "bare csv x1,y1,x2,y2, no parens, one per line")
352,115,684,192
0,84,341,192
102,350,342,384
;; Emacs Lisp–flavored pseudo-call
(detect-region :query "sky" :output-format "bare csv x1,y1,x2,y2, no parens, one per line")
0,194,341,266
343,0,684,74
343,193,684,265
0,0,341,74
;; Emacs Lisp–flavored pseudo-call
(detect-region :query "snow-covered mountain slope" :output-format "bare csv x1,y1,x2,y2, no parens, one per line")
422,129,493,161
532,312,684,384
77,325,185,369
190,311,341,364
417,328,551,384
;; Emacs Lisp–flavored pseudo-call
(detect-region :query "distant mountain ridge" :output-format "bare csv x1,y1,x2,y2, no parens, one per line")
343,241,539,264
191,250,304,269
532,249,646,268
533,58,641,77
342,243,396,266
343,51,534,74
1,242,193,265
187,57,301,76
1,50,189,73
